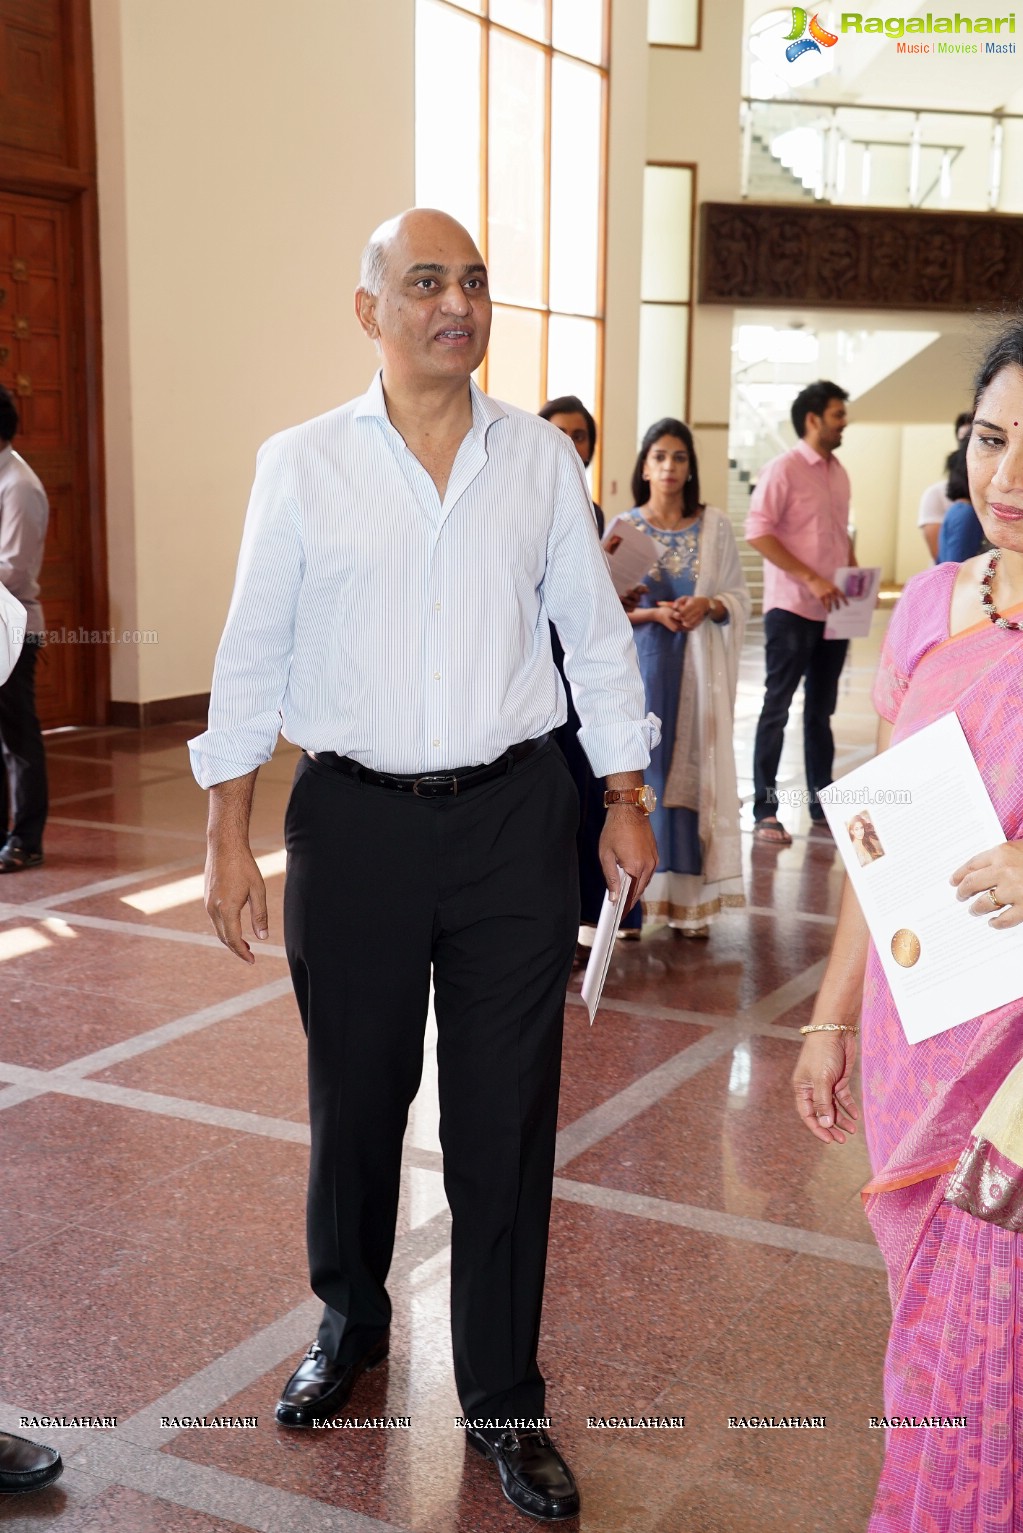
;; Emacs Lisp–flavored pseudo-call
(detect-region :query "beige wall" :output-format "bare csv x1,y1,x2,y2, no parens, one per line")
600,0,650,519
840,422,953,585
92,0,415,706
897,426,952,583
839,424,902,581
645,10,745,514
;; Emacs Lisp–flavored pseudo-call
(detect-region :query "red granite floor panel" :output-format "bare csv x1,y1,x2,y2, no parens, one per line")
0,826,208,905
60,866,287,942
590,914,835,1014
557,1007,710,1129
0,1221,306,1415
0,1094,237,1222
91,998,307,1118
558,1035,874,1244
1,983,183,1071
3,1484,257,1533
0,920,290,1008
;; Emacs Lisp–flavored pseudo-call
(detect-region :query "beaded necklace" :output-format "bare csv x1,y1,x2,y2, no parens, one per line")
979,549,1023,633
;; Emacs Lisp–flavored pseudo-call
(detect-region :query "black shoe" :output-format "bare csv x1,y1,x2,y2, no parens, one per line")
0,837,43,873
275,1334,389,1427
0,1432,63,1494
466,1425,580,1521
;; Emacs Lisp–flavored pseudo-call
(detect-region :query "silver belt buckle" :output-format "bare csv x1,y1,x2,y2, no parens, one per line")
412,774,459,797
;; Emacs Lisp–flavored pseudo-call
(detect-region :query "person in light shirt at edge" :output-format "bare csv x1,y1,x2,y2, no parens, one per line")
189,209,660,1524
792,321,1023,1531
745,379,855,846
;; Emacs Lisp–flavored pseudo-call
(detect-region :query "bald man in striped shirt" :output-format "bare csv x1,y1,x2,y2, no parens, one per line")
191,210,659,1523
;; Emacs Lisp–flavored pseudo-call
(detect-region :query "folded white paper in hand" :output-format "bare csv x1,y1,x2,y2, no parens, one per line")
580,869,634,1024
602,521,657,597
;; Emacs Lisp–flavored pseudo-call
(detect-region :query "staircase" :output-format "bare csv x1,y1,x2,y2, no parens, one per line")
744,131,818,202
727,462,764,617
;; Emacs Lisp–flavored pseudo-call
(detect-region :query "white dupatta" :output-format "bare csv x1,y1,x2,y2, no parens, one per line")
660,505,749,918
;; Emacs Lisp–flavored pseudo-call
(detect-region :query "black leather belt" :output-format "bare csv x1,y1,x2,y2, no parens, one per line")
309,734,550,797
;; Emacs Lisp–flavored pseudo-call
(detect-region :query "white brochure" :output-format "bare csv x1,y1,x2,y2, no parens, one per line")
580,871,634,1024
601,520,658,597
819,712,1023,1044
824,566,882,640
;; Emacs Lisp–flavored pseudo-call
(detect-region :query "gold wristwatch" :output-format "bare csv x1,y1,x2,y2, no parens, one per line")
603,785,657,815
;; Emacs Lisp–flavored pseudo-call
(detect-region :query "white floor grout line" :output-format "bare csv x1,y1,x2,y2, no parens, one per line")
554,1031,740,1170
49,773,183,807
0,902,289,957
26,855,204,909
55,978,298,1077
0,1062,310,1142
552,1179,884,1270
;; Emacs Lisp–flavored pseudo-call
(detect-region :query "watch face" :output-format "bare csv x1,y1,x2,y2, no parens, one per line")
639,785,657,814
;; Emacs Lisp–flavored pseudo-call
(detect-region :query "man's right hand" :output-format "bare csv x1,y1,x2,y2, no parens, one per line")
204,840,269,963
804,573,847,612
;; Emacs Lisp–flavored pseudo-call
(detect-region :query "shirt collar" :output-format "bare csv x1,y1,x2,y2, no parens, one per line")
0,445,12,471
354,370,507,440
794,438,830,468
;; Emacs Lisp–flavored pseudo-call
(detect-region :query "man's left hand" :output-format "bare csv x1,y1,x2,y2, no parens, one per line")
599,808,658,912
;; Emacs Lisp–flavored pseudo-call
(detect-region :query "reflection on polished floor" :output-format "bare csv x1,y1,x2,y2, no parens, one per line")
0,612,893,1533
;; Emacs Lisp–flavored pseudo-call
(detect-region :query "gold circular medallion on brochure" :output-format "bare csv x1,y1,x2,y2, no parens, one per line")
891,928,921,968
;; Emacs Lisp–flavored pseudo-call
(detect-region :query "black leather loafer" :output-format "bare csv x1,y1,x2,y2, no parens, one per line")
0,837,43,873
275,1334,389,1427
466,1425,580,1521
0,1431,63,1494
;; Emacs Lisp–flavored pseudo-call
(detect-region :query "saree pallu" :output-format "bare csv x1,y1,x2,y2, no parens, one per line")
863,591,1023,1532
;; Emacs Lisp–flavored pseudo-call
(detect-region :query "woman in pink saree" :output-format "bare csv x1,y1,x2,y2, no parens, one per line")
792,323,1023,1532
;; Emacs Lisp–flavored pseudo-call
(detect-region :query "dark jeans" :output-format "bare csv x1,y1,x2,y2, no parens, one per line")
0,635,48,851
752,609,848,822
283,742,579,1418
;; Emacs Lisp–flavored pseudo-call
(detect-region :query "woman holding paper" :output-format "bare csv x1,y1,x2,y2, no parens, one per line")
607,419,750,936
791,322,1023,1533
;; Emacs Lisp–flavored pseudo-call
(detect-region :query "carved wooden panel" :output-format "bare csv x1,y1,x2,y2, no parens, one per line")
699,202,1023,312
0,190,85,726
0,0,65,161
0,0,107,726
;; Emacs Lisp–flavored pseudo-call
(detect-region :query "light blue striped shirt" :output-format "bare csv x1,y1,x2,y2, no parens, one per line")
189,373,659,788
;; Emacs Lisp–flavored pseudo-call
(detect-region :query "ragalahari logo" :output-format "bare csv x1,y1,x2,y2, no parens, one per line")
784,8,839,61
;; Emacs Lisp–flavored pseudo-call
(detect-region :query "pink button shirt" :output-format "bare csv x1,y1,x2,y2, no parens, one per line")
744,439,852,620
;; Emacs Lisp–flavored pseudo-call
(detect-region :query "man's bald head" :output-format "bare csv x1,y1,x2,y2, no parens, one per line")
358,209,480,296
353,208,491,390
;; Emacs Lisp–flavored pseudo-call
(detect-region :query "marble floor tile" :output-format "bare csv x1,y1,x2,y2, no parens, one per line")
91,999,307,1118
558,1035,874,1244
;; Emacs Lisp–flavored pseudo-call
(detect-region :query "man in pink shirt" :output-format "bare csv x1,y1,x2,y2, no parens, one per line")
745,380,854,845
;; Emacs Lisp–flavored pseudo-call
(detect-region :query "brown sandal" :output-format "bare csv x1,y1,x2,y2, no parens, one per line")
753,817,792,847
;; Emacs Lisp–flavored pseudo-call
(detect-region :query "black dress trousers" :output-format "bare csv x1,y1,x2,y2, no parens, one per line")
283,741,579,1418
0,635,48,851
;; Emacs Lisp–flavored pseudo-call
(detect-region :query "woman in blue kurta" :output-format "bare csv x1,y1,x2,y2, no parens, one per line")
609,418,749,936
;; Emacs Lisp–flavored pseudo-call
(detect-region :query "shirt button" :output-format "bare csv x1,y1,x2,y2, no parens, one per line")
434,672,441,680
434,601,442,611
432,739,440,748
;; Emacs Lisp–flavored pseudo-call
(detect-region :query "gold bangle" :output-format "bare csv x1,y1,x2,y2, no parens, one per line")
799,1023,858,1036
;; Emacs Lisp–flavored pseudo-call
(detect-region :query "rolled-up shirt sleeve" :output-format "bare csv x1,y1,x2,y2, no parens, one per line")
541,442,660,778
189,440,303,788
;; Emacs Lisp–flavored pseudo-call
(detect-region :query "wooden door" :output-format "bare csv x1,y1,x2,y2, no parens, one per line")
0,190,88,725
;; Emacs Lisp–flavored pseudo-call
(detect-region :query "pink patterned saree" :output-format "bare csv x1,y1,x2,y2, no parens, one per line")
863,563,1023,1532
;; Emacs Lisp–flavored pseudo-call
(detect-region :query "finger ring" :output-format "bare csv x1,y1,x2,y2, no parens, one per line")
988,887,1008,910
